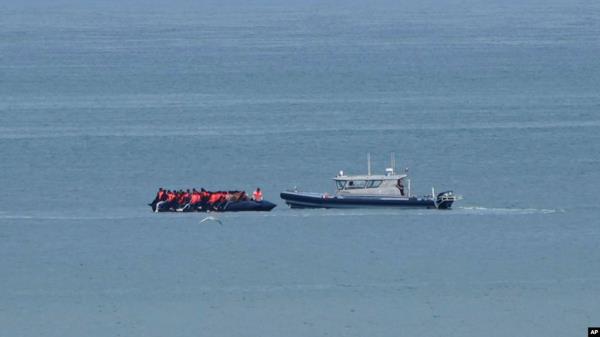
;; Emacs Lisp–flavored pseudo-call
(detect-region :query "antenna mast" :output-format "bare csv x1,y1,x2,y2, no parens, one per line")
367,152,371,176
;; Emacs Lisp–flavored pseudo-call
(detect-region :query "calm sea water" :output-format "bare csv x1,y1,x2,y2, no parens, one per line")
1,1,599,336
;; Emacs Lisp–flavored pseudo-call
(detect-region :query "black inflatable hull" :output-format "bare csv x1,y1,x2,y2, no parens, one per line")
280,191,454,209
221,200,277,212
150,200,276,212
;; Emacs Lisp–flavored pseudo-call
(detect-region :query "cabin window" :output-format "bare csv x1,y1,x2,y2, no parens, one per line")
346,180,367,189
366,180,383,188
336,180,346,190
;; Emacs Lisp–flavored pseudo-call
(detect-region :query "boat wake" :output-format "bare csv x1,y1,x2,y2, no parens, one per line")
0,206,562,223
218,206,563,219
457,206,562,215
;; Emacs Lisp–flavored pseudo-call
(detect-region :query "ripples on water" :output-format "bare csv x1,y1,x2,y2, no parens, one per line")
1,2,599,336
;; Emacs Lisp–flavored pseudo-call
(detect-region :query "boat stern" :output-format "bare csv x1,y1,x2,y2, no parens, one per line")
435,191,461,209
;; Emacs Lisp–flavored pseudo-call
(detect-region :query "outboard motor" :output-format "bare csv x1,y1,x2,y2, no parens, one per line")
435,191,456,209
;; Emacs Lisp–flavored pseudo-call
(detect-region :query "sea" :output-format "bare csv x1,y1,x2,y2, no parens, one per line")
1,1,599,336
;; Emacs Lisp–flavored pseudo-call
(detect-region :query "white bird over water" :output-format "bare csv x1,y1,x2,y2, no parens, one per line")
200,216,223,225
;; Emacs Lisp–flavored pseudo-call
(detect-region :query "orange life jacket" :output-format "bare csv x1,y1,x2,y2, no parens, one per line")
208,193,221,204
167,192,176,202
191,193,201,204
178,193,189,204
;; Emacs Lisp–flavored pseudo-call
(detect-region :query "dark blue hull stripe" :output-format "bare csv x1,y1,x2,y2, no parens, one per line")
280,192,453,209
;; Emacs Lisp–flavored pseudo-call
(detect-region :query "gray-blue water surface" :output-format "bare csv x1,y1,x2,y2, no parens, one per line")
1,1,599,336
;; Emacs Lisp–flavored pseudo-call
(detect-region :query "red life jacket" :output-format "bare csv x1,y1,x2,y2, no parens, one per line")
167,192,176,202
158,190,166,200
191,193,201,204
178,193,189,205
253,190,263,201
201,191,210,201
208,193,221,204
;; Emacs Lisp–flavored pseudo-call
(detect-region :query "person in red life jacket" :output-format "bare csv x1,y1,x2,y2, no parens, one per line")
155,189,176,212
167,190,177,209
218,191,230,210
207,191,222,211
216,192,229,210
149,187,165,211
172,190,179,208
252,188,263,202
189,188,202,210
181,189,191,209
198,188,210,211
173,189,184,209
183,188,200,212
179,189,194,211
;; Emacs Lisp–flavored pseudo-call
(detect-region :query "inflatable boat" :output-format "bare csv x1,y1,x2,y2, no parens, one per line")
151,199,276,212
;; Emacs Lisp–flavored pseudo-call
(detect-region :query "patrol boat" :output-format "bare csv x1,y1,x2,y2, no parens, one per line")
280,154,460,209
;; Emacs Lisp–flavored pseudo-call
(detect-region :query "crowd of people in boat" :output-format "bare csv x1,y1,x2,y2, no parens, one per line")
150,187,263,212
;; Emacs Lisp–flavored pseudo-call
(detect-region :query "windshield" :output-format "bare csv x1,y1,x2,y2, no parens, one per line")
346,180,367,189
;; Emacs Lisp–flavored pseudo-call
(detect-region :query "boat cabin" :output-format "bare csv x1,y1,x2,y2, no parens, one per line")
333,170,410,197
